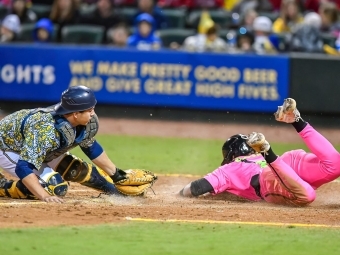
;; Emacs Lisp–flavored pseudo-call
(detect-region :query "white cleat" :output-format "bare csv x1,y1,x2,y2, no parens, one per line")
246,132,270,154
274,98,301,123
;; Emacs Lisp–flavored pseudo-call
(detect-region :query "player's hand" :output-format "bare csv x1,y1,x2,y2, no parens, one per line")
42,195,64,203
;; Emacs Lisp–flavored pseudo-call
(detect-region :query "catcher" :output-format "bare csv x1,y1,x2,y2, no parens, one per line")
0,85,157,203
179,98,340,206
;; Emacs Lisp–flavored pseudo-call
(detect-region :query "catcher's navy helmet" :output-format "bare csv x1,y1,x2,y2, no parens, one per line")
221,134,255,165
54,85,97,115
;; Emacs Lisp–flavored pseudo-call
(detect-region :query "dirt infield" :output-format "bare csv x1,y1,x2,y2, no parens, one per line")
1,117,340,228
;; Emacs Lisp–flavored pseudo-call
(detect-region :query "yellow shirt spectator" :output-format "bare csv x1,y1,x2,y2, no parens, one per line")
273,16,304,33
273,0,303,33
224,0,240,11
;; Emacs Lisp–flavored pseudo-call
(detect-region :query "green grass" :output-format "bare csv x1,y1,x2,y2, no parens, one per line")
71,134,328,175
0,222,339,255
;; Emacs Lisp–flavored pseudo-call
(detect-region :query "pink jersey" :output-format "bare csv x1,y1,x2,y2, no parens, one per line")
204,155,265,201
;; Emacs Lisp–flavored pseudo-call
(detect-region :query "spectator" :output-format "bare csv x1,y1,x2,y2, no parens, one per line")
289,12,324,53
252,16,277,54
232,0,273,17
33,18,54,43
273,0,303,33
133,0,168,29
80,0,125,40
236,27,255,52
49,0,80,42
239,8,258,32
182,10,213,52
127,13,162,50
224,0,242,11
182,11,228,52
107,23,129,46
204,24,228,52
182,25,228,52
319,2,340,37
80,0,125,43
10,0,37,23
0,14,20,42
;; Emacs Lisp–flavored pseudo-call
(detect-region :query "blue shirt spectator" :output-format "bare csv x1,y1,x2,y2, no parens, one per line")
127,13,162,50
33,18,53,43
133,0,168,30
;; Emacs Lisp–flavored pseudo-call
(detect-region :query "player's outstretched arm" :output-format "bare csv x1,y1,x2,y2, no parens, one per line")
15,160,64,203
179,183,193,197
91,151,119,177
179,178,214,197
90,150,158,196
22,174,64,203
81,140,122,177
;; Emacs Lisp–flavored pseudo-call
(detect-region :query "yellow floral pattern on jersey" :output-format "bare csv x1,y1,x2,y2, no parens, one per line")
0,109,60,169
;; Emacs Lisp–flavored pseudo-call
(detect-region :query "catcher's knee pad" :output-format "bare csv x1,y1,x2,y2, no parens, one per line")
190,178,214,197
55,154,119,194
0,180,36,199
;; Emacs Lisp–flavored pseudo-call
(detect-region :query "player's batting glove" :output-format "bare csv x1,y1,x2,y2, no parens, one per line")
110,168,128,183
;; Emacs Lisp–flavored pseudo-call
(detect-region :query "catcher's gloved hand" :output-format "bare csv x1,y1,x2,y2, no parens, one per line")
110,168,158,196
110,168,128,183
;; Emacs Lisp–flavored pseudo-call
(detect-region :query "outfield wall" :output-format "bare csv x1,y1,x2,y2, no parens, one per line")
290,53,340,114
0,44,339,116
0,44,289,113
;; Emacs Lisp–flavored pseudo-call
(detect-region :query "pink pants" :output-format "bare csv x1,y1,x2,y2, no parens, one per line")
281,124,340,189
260,124,340,206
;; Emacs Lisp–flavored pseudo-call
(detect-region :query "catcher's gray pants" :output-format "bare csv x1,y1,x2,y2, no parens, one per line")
0,150,64,180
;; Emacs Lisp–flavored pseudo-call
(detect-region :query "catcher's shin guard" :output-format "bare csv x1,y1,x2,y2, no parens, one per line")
55,154,119,194
0,179,36,199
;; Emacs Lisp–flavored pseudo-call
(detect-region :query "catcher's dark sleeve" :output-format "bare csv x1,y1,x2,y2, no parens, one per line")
81,140,103,160
15,160,35,179
190,178,214,197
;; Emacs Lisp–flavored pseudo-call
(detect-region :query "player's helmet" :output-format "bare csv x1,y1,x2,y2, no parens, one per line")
221,134,255,165
54,85,97,115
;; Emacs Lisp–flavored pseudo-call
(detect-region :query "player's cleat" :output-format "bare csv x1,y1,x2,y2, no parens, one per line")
274,98,301,123
0,172,7,189
246,132,270,154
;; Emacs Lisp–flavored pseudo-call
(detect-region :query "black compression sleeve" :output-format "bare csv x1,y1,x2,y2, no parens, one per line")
190,178,214,196
292,120,307,133
262,147,278,164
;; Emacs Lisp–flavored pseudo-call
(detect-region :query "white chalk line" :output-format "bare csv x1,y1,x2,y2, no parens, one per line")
125,217,340,229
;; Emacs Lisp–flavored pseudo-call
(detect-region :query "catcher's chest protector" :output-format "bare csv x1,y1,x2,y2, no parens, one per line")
44,114,99,162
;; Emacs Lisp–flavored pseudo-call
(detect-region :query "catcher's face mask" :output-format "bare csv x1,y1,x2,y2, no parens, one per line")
38,172,69,197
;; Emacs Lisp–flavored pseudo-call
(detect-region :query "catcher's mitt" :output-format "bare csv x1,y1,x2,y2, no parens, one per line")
114,169,158,196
